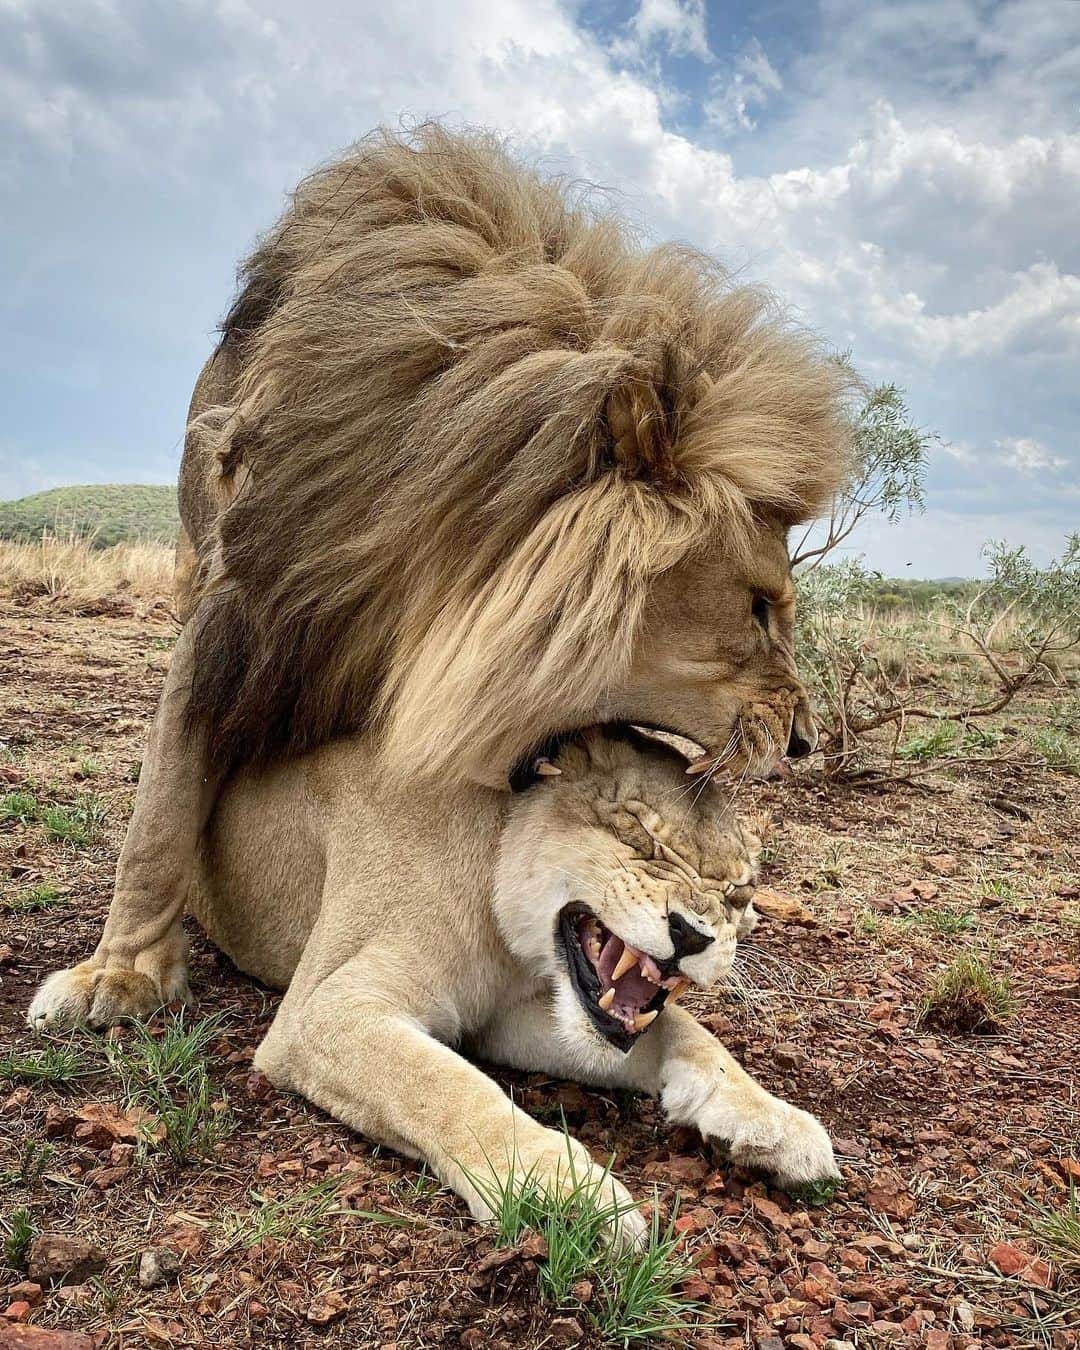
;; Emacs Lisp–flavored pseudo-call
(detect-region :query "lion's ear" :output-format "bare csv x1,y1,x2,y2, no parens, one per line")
603,369,713,486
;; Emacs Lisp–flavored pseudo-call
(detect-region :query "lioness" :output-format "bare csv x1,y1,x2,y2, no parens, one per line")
37,725,837,1243
29,127,850,1182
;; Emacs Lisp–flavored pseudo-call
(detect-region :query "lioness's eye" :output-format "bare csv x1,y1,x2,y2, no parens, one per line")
751,594,770,630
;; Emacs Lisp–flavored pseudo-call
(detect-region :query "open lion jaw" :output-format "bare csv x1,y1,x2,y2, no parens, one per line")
577,914,689,1034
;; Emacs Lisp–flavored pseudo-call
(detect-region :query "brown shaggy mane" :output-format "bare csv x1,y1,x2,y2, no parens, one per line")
187,122,853,783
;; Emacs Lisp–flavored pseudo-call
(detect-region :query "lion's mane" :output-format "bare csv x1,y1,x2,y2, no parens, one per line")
189,123,852,782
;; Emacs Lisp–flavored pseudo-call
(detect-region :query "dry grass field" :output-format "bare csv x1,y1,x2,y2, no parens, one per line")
1,540,1078,1350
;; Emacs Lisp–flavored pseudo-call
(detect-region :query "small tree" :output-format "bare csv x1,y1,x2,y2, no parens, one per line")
791,381,929,571
798,539,1080,777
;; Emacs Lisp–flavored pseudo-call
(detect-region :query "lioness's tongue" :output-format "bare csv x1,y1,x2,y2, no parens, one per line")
597,936,659,1012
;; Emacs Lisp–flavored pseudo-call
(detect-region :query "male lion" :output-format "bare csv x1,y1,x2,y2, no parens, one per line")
30,126,850,1178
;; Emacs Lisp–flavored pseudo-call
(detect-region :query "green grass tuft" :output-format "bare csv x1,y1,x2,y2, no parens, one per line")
1,881,67,912
2,1206,36,1270
1031,727,1080,776
106,1013,236,1165
223,1176,348,1249
40,793,107,848
900,908,976,935
466,1134,715,1344
1030,1181,1080,1273
918,952,1016,1034
0,1042,91,1086
898,722,958,760
0,791,39,825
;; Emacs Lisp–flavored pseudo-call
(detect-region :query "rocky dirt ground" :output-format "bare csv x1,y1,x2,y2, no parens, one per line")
1,597,1078,1350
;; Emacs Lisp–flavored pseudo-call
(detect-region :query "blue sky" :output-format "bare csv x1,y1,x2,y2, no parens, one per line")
1,0,1077,576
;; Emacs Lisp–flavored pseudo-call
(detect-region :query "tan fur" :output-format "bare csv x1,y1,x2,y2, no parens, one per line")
30,130,850,1213
34,729,837,1240
184,123,853,781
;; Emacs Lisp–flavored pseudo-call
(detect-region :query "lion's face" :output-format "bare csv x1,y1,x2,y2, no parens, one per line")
495,730,760,1055
607,521,816,781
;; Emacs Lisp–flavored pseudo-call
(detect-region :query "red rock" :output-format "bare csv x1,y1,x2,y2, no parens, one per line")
847,1302,874,1323
988,1240,1030,1276
26,1234,107,1287
839,1247,868,1272
786,1336,817,1350
306,1285,348,1328
2,1302,31,1322
926,854,958,876
0,1330,96,1348
924,1331,952,1349
751,1196,791,1231
680,1277,713,1302
247,1301,268,1321
865,1171,916,1220
1059,1157,1080,1182
3,1287,41,1311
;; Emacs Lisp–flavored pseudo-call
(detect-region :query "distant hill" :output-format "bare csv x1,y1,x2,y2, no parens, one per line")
0,485,179,548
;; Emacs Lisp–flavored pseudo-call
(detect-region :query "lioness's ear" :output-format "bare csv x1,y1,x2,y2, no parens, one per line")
605,723,708,777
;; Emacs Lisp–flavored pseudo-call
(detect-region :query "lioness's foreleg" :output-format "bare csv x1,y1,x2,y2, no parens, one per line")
478,999,838,1189
255,958,648,1246
29,625,216,1028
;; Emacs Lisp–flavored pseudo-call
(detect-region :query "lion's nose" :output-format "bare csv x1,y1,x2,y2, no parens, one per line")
668,911,714,959
787,726,813,758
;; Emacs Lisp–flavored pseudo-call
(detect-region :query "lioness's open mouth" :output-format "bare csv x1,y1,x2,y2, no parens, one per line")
558,905,690,1053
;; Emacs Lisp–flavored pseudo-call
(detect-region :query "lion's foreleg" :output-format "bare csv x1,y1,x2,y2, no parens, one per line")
256,961,647,1246
29,624,216,1028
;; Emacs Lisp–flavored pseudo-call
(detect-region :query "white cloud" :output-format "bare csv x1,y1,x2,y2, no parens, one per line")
704,38,782,133
995,437,1067,474
619,0,711,62
1,0,1077,573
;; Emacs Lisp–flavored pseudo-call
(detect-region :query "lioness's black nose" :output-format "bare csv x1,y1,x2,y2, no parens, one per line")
787,726,812,758
668,911,714,959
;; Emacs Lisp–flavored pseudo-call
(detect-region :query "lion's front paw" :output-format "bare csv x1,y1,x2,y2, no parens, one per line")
28,960,190,1031
723,1101,839,1190
461,1129,648,1251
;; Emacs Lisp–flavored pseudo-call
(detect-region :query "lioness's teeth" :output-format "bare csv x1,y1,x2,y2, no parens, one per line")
535,759,562,776
685,756,713,775
598,988,616,1011
611,947,638,981
589,940,601,959
665,978,691,1007
634,1010,659,1030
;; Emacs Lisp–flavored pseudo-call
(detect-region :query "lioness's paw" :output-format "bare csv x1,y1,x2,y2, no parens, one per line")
724,1102,839,1190
463,1130,648,1251
28,961,189,1031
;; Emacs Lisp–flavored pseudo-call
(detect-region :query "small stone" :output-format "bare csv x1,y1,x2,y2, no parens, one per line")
0,1325,96,1347
773,1043,807,1071
138,1246,182,1289
27,1233,108,1287
569,1279,593,1304
547,1316,584,1345
5,1285,43,1309
3,1301,31,1322
306,1289,348,1326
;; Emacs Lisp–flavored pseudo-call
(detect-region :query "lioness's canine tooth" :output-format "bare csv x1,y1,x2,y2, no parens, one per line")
665,978,691,1007
685,756,714,775
598,987,616,1011
634,1009,659,1030
611,947,638,982
535,759,562,776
